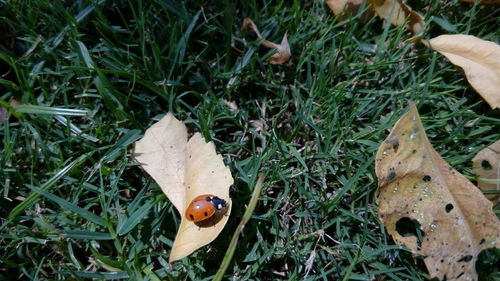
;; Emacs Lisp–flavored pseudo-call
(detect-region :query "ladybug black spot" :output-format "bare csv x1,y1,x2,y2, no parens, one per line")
189,214,194,220
204,212,208,216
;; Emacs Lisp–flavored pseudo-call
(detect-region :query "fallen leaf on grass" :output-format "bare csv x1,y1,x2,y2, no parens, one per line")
325,0,424,34
243,18,291,64
325,0,363,17
369,0,424,34
428,34,500,109
375,102,500,281
472,139,500,204
134,113,233,262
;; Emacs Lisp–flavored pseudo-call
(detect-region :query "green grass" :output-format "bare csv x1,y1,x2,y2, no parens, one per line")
1,0,499,280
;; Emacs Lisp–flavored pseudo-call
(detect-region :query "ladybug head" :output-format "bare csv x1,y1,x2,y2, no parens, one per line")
210,196,226,210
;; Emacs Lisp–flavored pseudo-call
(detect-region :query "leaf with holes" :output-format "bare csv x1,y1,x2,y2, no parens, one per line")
472,139,500,204
134,113,233,262
375,102,500,281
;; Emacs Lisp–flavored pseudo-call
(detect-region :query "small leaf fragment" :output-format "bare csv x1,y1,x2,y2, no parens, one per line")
325,0,363,16
325,0,424,34
472,139,500,204
134,113,233,262
375,102,500,281
429,34,500,109
243,18,291,64
368,0,424,34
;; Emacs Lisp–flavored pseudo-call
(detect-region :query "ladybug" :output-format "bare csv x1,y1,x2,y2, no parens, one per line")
185,194,227,222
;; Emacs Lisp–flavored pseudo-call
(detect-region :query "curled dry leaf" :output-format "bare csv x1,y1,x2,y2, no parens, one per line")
375,102,500,281
134,113,233,262
325,0,363,17
472,139,500,204
243,18,291,64
369,0,424,34
325,0,424,34
429,35,500,109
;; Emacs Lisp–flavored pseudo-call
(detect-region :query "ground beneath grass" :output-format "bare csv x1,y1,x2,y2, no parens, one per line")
1,1,499,280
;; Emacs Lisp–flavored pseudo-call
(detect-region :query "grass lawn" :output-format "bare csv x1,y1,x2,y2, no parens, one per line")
1,0,499,280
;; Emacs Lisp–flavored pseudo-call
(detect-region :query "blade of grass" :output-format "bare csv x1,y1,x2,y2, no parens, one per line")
6,152,93,223
27,185,106,226
65,230,112,240
116,200,153,235
213,174,265,281
14,104,90,116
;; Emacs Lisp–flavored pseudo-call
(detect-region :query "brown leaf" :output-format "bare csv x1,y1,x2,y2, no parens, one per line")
429,35,500,109
472,140,500,204
243,18,291,65
134,113,233,262
375,102,500,281
325,0,424,34
367,0,424,34
325,0,363,16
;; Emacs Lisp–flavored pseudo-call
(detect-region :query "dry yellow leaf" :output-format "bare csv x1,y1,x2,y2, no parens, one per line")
472,139,500,204
429,35,500,109
134,113,233,262
243,18,291,65
375,102,500,281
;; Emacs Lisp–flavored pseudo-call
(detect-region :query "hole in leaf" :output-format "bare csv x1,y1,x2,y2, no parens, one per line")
396,217,424,249
388,172,396,181
476,248,500,280
445,203,453,213
481,160,492,170
388,138,399,152
457,255,473,262
423,175,431,182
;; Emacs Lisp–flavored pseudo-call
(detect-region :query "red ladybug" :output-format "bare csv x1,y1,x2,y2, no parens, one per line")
185,194,227,222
